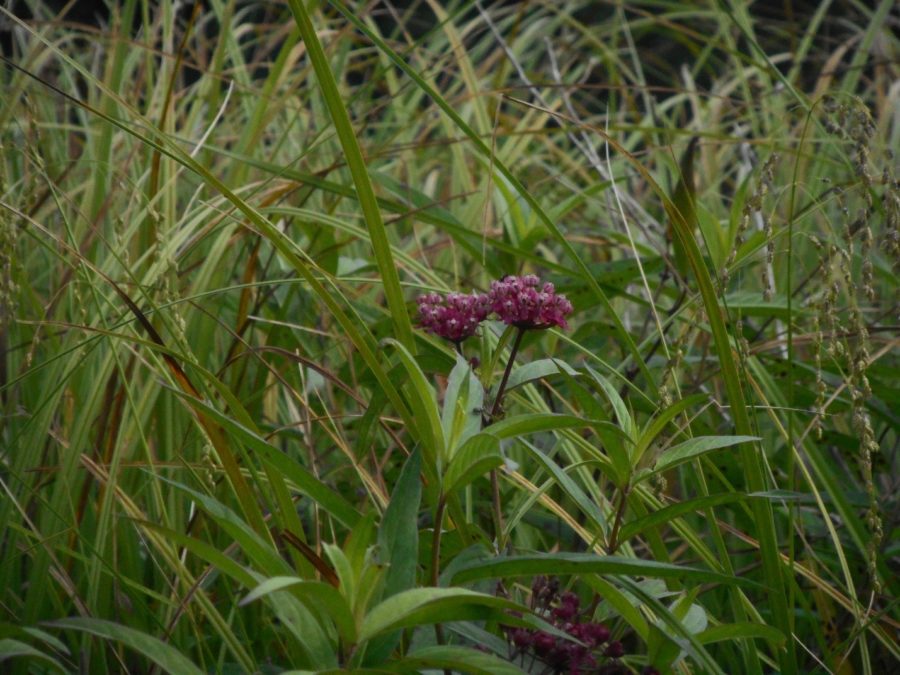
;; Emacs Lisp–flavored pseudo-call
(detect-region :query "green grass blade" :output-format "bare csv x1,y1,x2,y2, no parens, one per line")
286,0,414,351
47,618,205,675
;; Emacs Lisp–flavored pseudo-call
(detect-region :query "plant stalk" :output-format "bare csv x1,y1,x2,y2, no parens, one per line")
488,327,525,422
485,327,525,546
607,484,631,554
430,496,448,649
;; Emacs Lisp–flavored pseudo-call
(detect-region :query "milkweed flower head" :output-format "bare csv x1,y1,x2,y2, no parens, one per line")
417,291,491,343
488,275,573,330
504,577,613,674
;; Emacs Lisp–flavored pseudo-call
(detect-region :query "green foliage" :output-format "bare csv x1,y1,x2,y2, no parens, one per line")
1,1,897,673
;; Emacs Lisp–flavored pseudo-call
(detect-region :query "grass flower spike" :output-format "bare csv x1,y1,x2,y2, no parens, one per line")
417,291,491,343
489,274,573,330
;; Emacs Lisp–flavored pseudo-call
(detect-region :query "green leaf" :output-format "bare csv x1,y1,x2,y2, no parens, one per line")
155,476,288,575
382,339,445,468
644,436,759,479
585,366,637,441
344,513,378,580
749,490,839,505
503,359,578,392
172,393,362,528
286,0,413,350
378,450,422,599
724,291,794,318
522,441,608,532
0,626,70,657
153,479,335,668
240,578,356,646
445,623,514,660
582,576,650,640
0,638,66,672
366,451,423,665
669,137,698,279
487,413,629,443
633,394,707,466
451,553,758,589
646,622,686,673
359,588,521,642
388,646,526,674
324,543,356,605
443,433,504,495
674,601,708,635
698,623,786,646
442,355,483,454
619,579,724,675
46,618,205,675
619,493,746,542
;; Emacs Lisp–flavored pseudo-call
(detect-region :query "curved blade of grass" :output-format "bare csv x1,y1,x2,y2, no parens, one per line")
46,618,204,675
240,577,356,646
646,435,759,479
698,623,786,646
522,441,609,533
381,338,445,471
487,413,630,443
169,389,362,528
443,433,503,495
360,588,522,642
451,553,760,589
390,646,526,675
619,493,746,543
286,0,413,350
155,477,335,667
0,638,66,673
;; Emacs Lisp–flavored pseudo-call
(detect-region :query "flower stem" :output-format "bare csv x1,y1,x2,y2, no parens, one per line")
490,468,504,548
430,496,448,647
485,327,525,548
607,483,631,554
489,327,525,421
430,497,447,587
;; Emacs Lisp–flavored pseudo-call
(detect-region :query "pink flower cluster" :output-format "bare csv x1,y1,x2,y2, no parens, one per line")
488,275,573,330
417,275,573,343
506,579,627,675
417,291,491,343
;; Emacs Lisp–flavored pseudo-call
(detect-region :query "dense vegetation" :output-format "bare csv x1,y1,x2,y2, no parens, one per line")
1,1,898,673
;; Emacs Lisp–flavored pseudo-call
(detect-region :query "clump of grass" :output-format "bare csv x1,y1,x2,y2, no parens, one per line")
1,1,898,674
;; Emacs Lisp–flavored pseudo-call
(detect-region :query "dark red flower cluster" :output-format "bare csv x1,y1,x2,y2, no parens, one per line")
506,577,626,675
416,291,491,343
416,275,573,343
488,275,573,330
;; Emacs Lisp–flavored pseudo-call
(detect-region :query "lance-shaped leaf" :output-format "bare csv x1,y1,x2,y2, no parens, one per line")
443,433,504,495
46,618,204,675
640,436,760,482
359,588,522,643
240,578,356,646
451,553,759,589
